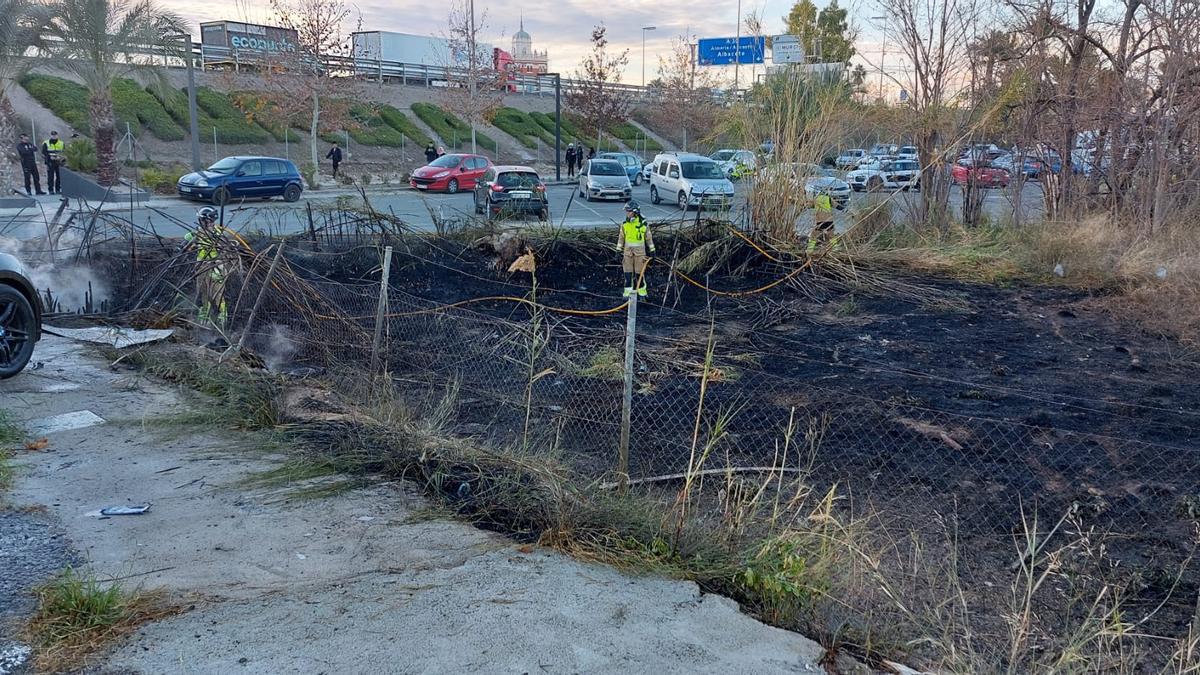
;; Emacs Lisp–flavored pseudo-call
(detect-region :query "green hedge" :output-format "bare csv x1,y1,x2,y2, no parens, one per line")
608,120,663,152
344,103,407,147
19,74,141,137
152,86,274,145
378,104,433,147
411,102,497,153
491,107,557,149
531,111,581,145
112,79,184,141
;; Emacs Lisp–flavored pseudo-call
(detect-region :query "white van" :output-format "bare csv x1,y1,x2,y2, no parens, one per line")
648,153,735,211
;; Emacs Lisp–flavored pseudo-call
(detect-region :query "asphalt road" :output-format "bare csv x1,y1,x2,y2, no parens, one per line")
1,178,1048,242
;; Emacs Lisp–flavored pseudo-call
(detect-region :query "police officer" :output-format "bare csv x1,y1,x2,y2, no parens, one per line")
424,142,437,164
617,201,655,297
16,133,44,195
183,207,231,328
42,130,64,194
325,142,343,177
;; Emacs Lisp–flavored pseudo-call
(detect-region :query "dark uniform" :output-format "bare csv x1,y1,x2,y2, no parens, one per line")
16,136,43,195
326,145,343,177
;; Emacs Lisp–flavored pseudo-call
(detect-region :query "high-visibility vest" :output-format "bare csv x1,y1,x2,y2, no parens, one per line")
44,139,64,162
814,193,833,216
622,216,647,247
185,225,227,261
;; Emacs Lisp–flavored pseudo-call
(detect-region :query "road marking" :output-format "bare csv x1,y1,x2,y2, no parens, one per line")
26,410,106,436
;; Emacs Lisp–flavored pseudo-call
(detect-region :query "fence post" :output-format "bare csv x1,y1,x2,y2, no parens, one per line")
617,291,638,490
370,245,394,372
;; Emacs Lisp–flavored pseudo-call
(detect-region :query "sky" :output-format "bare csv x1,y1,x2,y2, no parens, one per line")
170,0,891,88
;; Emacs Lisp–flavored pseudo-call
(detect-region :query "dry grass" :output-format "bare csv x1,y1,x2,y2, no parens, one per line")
22,568,180,672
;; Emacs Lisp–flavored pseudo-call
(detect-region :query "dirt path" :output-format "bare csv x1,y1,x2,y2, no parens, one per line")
1,336,834,674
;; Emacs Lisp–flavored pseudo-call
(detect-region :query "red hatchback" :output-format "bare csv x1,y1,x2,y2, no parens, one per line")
410,153,491,193
951,160,1011,188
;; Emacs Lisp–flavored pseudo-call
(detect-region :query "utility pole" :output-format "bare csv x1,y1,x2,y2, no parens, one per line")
617,290,638,490
641,26,656,89
468,0,478,154
553,73,562,181
871,16,887,102
180,32,201,172
734,0,742,92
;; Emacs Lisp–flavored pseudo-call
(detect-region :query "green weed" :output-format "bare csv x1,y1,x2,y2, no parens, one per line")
411,102,498,153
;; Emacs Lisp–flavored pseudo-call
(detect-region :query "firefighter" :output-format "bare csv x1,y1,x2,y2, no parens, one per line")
617,201,655,297
183,207,231,328
42,130,64,195
806,188,839,253
16,133,44,195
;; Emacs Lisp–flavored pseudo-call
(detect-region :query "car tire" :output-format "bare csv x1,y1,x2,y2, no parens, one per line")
447,179,459,194
677,191,689,211
633,174,642,186
211,187,230,206
283,184,302,202
650,186,661,204
0,284,37,380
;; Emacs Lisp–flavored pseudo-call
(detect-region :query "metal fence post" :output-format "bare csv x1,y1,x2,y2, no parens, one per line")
617,291,638,489
370,245,394,371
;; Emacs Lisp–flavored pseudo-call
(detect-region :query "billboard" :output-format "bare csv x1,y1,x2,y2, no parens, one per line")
697,36,765,66
771,35,805,64
201,21,297,55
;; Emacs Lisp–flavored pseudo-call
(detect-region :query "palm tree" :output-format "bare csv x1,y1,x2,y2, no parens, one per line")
42,0,184,184
1,0,49,193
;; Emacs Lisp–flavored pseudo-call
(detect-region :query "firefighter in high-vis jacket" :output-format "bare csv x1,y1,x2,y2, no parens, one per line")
183,207,231,328
617,201,655,297
806,188,840,253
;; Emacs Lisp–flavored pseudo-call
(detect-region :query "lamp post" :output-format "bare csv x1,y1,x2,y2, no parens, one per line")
641,26,656,89
871,15,887,102
174,31,202,172
544,73,562,181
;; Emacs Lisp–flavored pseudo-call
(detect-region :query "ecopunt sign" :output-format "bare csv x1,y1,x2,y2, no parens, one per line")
201,21,298,54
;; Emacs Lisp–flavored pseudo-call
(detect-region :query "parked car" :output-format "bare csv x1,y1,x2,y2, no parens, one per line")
709,149,758,179
845,159,886,191
578,158,632,202
897,145,919,161
597,152,645,185
641,162,655,183
0,252,42,379
410,153,491,193
177,156,304,206
648,152,735,211
835,148,866,170
847,159,920,191
990,154,1046,179
869,142,896,157
951,160,1011,188
755,163,851,208
473,165,549,221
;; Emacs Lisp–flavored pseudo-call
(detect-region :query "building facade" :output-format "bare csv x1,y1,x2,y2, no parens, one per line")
511,19,548,76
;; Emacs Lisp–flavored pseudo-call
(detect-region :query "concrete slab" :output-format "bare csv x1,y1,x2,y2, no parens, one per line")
2,337,833,674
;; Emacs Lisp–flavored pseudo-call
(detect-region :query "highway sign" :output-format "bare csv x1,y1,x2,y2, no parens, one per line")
771,35,804,64
697,36,765,66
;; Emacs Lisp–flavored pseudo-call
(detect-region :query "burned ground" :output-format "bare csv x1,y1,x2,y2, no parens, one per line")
88,228,1200,646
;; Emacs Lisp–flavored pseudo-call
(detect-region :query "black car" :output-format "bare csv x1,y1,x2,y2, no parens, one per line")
473,165,550,221
177,156,304,206
0,252,42,379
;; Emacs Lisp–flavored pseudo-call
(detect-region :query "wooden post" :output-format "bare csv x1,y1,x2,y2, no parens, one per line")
370,246,394,371
233,243,285,355
617,291,638,490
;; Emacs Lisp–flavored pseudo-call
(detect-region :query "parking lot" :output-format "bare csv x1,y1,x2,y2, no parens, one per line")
3,176,1047,241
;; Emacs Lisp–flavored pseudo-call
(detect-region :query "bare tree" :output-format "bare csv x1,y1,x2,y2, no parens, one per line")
648,36,721,151
440,0,503,155
568,25,630,151
879,0,982,230
261,0,354,180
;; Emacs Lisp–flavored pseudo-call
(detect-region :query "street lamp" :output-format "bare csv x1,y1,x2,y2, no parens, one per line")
641,26,656,89
871,16,887,102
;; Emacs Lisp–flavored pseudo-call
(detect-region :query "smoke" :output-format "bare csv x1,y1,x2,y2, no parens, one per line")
262,323,298,371
0,232,110,313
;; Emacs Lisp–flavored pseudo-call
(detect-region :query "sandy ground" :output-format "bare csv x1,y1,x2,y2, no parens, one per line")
0,336,836,674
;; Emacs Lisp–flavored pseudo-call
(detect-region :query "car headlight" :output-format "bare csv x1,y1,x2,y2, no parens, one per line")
433,170,450,178
194,178,209,187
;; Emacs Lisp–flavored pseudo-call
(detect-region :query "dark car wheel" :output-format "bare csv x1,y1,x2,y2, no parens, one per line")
650,185,661,204
211,187,231,206
677,191,689,211
446,179,459,194
283,184,302,202
633,173,642,186
0,285,36,379
539,208,550,222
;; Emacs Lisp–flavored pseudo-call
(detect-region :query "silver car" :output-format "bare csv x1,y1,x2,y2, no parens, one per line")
756,163,851,208
578,159,632,202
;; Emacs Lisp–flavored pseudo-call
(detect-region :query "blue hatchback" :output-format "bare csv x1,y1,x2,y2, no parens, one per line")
177,156,304,206
597,152,645,185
